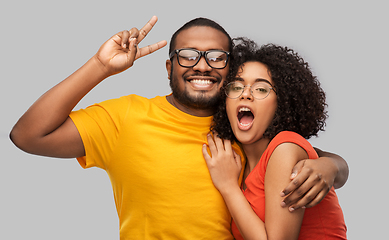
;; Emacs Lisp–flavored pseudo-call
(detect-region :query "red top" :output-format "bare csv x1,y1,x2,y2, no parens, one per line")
231,131,347,239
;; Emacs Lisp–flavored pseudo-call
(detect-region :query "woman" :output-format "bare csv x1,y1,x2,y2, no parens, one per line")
202,38,347,239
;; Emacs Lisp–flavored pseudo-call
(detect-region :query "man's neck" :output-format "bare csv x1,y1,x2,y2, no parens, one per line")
166,95,214,117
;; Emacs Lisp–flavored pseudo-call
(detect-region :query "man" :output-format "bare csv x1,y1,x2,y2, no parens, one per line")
10,16,348,239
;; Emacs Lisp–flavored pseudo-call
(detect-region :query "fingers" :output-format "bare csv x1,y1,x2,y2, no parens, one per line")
118,28,139,49
206,133,217,155
206,133,227,153
137,16,158,43
119,16,158,48
280,171,331,211
303,188,328,208
127,37,138,63
282,184,329,211
280,163,310,197
204,133,239,167
290,159,305,179
214,134,225,152
117,16,166,60
202,144,211,162
295,185,328,209
121,31,129,48
233,150,242,170
136,40,167,59
224,139,237,162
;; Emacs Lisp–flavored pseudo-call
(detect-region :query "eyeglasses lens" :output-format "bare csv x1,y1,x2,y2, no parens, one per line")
178,49,227,69
226,82,271,100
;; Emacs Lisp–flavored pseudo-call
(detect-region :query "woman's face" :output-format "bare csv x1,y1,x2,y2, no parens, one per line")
226,61,277,145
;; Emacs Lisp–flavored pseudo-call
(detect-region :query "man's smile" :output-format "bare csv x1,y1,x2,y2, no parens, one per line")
185,75,220,90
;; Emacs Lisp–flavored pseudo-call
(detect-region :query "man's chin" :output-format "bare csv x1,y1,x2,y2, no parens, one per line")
173,91,220,110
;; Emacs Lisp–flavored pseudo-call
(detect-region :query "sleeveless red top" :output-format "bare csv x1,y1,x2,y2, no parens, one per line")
231,131,347,239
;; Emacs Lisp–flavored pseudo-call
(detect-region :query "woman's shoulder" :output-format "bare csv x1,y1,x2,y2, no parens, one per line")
268,131,317,160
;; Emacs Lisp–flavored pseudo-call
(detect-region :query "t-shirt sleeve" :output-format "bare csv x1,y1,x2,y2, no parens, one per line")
69,96,131,169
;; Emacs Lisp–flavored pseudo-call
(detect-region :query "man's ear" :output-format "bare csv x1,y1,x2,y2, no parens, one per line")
166,59,172,80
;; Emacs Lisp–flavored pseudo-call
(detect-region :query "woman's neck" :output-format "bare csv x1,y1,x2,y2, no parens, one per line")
242,138,271,173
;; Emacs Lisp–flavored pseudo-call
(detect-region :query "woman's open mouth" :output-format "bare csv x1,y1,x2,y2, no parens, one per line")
237,106,254,130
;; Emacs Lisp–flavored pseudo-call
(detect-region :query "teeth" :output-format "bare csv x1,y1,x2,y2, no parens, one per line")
239,107,251,112
191,79,213,85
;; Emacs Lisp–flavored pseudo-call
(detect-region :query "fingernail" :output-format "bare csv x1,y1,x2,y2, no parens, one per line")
280,191,285,197
291,172,297,178
123,44,127,48
289,207,295,212
280,202,286,207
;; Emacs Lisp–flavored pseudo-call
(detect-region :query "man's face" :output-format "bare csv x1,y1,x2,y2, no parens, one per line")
166,26,230,112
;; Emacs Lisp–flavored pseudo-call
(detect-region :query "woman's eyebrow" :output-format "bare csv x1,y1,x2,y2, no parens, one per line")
254,78,272,85
233,77,272,85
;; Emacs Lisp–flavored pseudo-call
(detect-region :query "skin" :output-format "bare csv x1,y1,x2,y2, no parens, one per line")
165,29,347,210
202,62,319,239
165,26,229,117
226,62,277,148
10,16,348,217
9,16,167,158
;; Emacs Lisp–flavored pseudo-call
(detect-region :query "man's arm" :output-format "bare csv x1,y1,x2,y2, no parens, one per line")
315,148,349,189
10,56,109,158
10,16,167,158
279,149,349,211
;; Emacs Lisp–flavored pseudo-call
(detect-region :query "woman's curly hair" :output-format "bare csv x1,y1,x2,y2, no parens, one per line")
211,37,328,142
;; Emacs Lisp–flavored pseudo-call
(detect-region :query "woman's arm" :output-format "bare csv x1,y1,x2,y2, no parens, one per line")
216,182,268,239
202,135,307,239
264,142,308,239
202,135,267,239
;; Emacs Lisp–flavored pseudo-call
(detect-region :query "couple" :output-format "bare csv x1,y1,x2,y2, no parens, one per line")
10,16,347,239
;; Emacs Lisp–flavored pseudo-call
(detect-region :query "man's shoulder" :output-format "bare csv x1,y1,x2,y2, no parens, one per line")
99,94,164,107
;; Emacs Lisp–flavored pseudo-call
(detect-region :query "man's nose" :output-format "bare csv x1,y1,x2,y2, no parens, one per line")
192,56,212,72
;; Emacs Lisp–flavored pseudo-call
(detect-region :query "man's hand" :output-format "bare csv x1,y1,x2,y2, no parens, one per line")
95,16,167,76
279,157,338,212
10,16,167,158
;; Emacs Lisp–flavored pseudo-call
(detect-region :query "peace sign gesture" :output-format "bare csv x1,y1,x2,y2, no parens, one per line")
95,16,167,76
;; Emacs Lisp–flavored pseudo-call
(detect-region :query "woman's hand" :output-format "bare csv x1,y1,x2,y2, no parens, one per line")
202,134,242,194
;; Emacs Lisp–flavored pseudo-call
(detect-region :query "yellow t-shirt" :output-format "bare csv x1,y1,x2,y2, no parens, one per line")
69,94,244,240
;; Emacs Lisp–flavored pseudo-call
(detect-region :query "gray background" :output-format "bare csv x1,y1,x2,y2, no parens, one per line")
1,0,387,239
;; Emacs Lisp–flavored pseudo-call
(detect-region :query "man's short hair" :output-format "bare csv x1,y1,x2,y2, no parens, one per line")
169,17,232,55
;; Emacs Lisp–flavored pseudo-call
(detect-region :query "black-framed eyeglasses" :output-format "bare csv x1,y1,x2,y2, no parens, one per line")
169,48,230,69
225,81,275,100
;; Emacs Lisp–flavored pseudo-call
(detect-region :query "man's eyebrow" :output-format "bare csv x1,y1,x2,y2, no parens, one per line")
183,47,227,51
